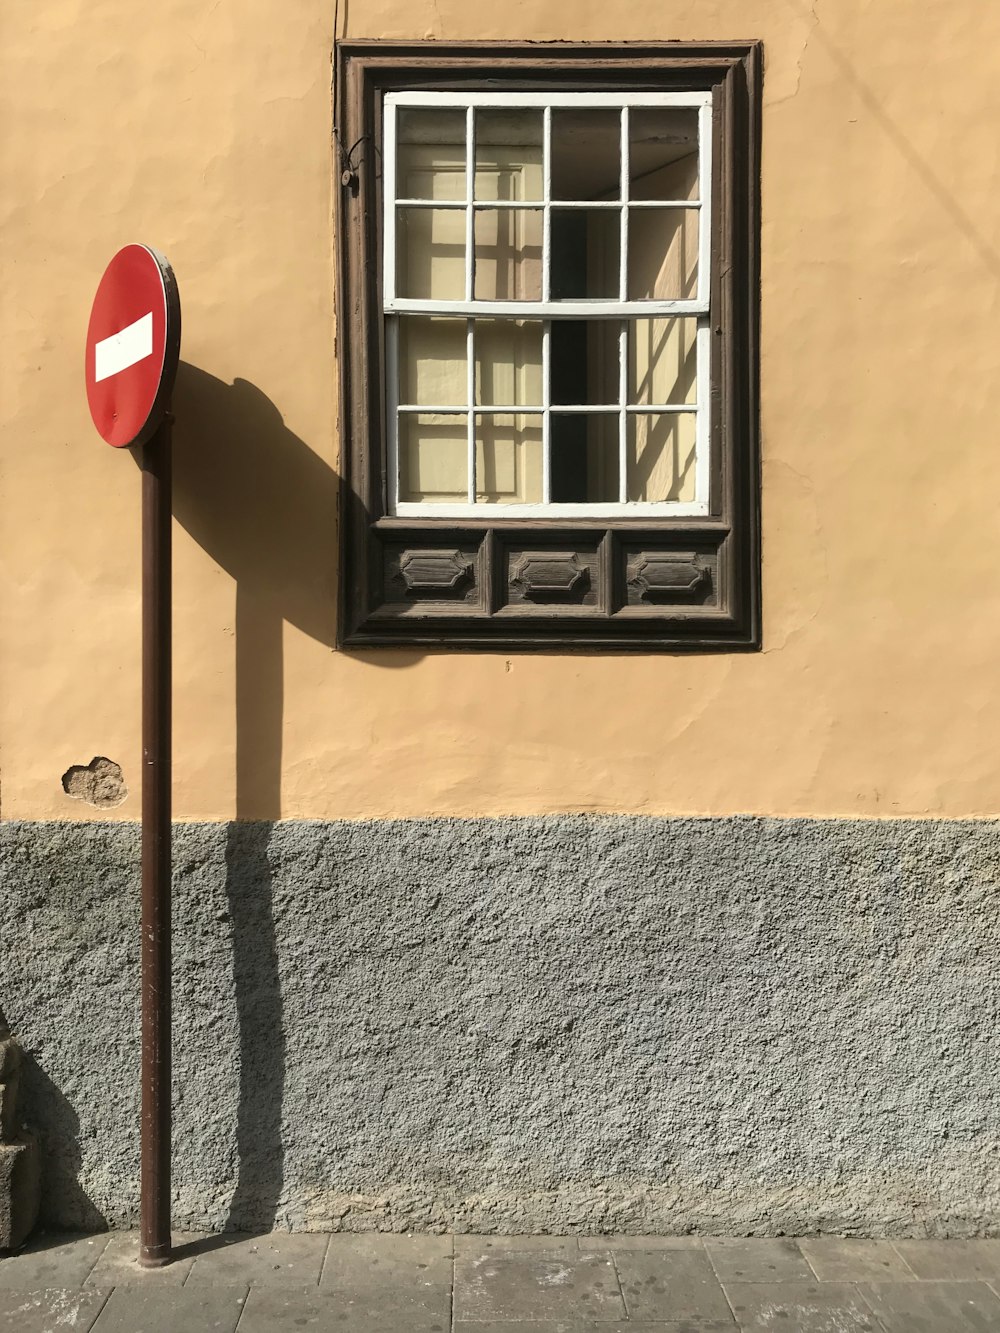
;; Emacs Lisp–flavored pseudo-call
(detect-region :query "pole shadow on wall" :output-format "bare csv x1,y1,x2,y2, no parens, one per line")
170,365,339,1234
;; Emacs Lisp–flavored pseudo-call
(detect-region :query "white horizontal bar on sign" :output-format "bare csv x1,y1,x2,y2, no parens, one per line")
385,299,710,318
386,91,713,108
94,312,154,382
392,500,711,518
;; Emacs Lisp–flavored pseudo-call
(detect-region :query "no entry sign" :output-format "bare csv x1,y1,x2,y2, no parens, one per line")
84,245,181,1265
85,245,180,448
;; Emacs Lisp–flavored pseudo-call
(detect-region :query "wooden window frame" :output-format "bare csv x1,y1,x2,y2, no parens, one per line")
335,41,762,652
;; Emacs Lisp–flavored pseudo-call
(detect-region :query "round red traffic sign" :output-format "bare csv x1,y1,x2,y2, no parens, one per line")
85,245,180,448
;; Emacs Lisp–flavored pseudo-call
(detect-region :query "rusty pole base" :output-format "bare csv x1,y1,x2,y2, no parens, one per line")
138,1248,173,1269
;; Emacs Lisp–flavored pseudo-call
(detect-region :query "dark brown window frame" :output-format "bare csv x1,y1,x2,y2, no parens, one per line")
335,40,762,651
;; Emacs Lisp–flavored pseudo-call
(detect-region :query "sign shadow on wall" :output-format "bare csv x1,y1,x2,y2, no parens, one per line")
169,364,335,1234
169,364,422,1234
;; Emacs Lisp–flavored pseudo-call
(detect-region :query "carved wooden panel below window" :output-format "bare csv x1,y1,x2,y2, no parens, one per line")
503,546,600,610
624,550,715,607
382,543,483,609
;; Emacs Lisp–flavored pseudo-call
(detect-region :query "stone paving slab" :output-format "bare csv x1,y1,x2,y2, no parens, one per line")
228,1284,444,1332
0,1232,109,1286
893,1240,1000,1281
92,1284,249,1332
0,1287,109,1333
182,1232,329,1287
723,1280,881,1331
704,1238,814,1284
320,1234,452,1328
454,1251,625,1322
799,1238,916,1282
615,1248,736,1323
859,1279,1000,1332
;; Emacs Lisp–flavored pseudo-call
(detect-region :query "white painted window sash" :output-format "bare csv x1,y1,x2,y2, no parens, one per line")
384,89,713,517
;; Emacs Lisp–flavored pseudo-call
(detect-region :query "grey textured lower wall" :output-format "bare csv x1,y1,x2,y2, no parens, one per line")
1,816,999,1237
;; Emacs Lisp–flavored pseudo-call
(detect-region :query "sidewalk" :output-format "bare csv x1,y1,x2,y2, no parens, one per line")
1,1231,999,1331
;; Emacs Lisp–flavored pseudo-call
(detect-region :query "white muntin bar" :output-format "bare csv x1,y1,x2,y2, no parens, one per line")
386,299,709,318
466,318,476,504
541,320,551,503
618,319,628,503
395,499,711,519
625,403,696,414
398,404,473,415
394,197,702,210
386,317,400,512
465,105,475,304
386,91,712,108
383,99,398,303
542,106,552,305
619,105,629,288
695,319,712,507
618,109,629,501
698,100,713,309
395,402,697,414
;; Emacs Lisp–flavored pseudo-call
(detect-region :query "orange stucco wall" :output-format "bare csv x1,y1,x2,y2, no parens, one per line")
3,1,1000,822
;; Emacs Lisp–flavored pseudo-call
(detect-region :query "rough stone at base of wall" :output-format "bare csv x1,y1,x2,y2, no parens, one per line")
0,1136,40,1251
2,815,999,1238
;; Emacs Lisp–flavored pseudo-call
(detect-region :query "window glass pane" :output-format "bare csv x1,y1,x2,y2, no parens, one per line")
550,412,619,503
551,109,620,200
629,108,699,201
475,414,543,503
628,318,697,405
398,317,467,406
550,210,619,300
475,319,543,406
397,207,466,300
474,208,542,300
398,413,468,502
474,110,543,201
550,321,619,406
627,412,696,502
628,207,699,300
397,108,467,200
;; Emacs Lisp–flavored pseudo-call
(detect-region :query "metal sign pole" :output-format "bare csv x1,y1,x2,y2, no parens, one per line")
139,413,172,1268
85,245,179,1266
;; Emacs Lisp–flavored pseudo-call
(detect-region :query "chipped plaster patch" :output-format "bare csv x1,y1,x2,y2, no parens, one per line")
61,757,127,809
